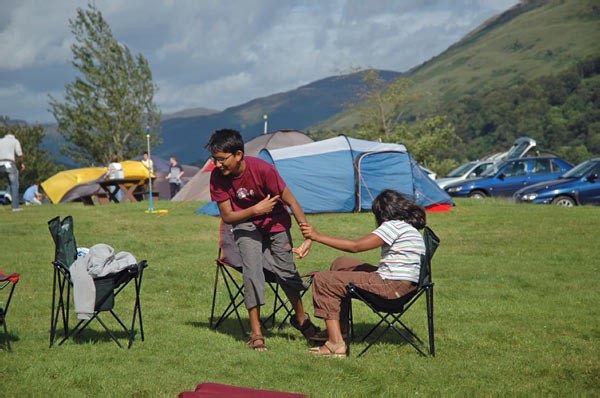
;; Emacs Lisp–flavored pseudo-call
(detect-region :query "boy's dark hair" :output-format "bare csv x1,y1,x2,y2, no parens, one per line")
204,129,244,155
372,189,426,230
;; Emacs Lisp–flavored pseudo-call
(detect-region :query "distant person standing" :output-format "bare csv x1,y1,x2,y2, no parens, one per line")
141,151,154,175
166,156,184,198
107,155,125,201
23,183,44,205
0,129,25,211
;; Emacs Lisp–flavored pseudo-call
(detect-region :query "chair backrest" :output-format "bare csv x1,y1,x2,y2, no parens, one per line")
418,226,440,288
217,221,275,273
48,216,78,270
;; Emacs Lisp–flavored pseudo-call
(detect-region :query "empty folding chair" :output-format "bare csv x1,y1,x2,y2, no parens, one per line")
209,221,311,336
0,269,19,352
48,215,148,349
346,226,440,357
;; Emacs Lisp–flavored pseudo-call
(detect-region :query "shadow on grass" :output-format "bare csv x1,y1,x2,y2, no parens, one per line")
51,325,139,347
185,318,305,342
0,330,20,350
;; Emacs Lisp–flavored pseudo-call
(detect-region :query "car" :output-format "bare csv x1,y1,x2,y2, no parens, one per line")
513,158,600,206
436,160,496,189
0,189,10,205
420,166,438,180
444,156,573,199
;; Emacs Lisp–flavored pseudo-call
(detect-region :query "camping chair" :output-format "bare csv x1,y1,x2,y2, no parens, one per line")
209,221,311,336
0,269,19,352
48,215,148,349
345,226,440,357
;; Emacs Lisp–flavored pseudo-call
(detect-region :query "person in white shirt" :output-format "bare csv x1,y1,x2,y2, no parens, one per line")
0,129,25,211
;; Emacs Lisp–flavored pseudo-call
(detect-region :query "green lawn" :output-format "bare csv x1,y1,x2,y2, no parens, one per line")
0,198,598,396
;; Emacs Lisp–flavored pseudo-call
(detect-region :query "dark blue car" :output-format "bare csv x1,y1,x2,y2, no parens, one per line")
513,158,600,206
444,156,573,198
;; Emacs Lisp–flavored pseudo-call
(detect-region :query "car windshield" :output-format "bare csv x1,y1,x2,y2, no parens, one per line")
480,161,505,177
445,161,477,178
560,160,597,178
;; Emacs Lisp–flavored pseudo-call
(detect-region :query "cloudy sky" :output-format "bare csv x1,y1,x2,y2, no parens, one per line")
0,0,519,124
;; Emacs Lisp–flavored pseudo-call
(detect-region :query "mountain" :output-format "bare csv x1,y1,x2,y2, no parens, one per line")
161,107,219,121
153,70,401,164
312,0,600,131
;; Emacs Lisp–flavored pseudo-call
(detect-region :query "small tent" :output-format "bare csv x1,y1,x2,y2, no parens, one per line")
132,154,199,200
197,135,452,215
173,130,314,202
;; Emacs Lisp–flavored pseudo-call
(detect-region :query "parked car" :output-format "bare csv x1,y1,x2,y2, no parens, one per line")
0,189,10,205
444,156,573,198
513,158,600,206
420,166,438,180
436,160,496,189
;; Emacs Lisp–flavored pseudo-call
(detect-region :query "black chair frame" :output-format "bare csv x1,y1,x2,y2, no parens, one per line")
0,270,19,352
49,215,148,349
209,221,311,336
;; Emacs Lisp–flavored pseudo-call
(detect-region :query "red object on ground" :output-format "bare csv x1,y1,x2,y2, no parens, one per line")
0,269,19,284
179,383,308,398
425,203,451,212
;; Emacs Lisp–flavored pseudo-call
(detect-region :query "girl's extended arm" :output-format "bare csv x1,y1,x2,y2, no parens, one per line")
299,222,383,253
281,187,312,258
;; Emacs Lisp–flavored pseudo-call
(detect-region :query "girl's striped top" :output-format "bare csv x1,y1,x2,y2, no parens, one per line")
372,220,425,283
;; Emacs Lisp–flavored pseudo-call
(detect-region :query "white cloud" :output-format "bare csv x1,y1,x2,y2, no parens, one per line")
0,0,519,123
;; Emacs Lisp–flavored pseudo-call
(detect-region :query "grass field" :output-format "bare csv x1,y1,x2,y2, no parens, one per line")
0,198,598,396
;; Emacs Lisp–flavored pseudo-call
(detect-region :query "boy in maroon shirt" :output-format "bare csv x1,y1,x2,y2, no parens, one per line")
206,129,319,351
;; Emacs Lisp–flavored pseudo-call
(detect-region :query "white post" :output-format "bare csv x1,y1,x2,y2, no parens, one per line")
263,114,268,134
146,126,153,214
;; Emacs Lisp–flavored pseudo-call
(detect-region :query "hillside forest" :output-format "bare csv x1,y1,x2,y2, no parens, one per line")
310,55,600,176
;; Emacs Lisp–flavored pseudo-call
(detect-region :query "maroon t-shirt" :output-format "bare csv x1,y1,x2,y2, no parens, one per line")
210,156,291,232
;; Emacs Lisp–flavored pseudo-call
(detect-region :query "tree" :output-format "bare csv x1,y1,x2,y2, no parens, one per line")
0,117,65,192
341,69,460,175
49,3,161,166
347,69,426,138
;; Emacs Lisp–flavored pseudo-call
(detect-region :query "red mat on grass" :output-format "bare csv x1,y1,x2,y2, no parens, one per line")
179,383,308,398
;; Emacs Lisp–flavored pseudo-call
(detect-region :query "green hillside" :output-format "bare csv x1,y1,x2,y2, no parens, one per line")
312,0,600,144
407,0,600,102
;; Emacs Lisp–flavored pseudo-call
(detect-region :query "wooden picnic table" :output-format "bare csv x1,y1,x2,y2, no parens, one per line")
97,178,145,204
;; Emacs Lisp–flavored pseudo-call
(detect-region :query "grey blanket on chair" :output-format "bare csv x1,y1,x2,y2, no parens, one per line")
70,243,137,320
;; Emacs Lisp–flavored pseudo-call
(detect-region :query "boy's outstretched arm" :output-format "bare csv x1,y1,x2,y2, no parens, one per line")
280,187,312,258
216,194,280,225
299,222,383,253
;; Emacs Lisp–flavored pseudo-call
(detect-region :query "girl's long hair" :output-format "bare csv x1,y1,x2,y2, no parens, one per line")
371,189,426,230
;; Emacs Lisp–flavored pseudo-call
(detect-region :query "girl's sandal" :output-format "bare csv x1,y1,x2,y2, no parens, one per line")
246,334,268,351
308,341,346,357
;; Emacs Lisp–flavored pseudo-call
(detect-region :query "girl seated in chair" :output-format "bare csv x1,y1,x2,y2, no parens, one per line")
297,189,426,357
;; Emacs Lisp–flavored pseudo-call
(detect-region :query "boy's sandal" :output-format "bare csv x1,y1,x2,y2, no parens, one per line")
308,341,346,357
290,315,321,339
246,334,267,351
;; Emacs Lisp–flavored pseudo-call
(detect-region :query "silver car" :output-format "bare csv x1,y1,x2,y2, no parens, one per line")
436,160,496,189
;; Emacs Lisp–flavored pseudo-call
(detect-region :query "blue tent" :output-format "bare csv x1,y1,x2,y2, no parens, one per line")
197,135,453,215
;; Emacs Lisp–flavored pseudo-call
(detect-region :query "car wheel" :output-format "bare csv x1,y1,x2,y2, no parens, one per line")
551,195,575,207
468,190,487,199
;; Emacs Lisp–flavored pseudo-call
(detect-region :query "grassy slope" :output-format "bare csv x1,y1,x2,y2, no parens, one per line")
0,199,598,395
313,0,600,131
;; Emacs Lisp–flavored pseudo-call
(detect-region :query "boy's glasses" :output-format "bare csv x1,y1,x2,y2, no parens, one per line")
211,154,233,164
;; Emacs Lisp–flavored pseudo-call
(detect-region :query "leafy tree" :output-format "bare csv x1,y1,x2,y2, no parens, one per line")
49,3,161,166
346,69,427,138
0,117,65,193
341,69,460,175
